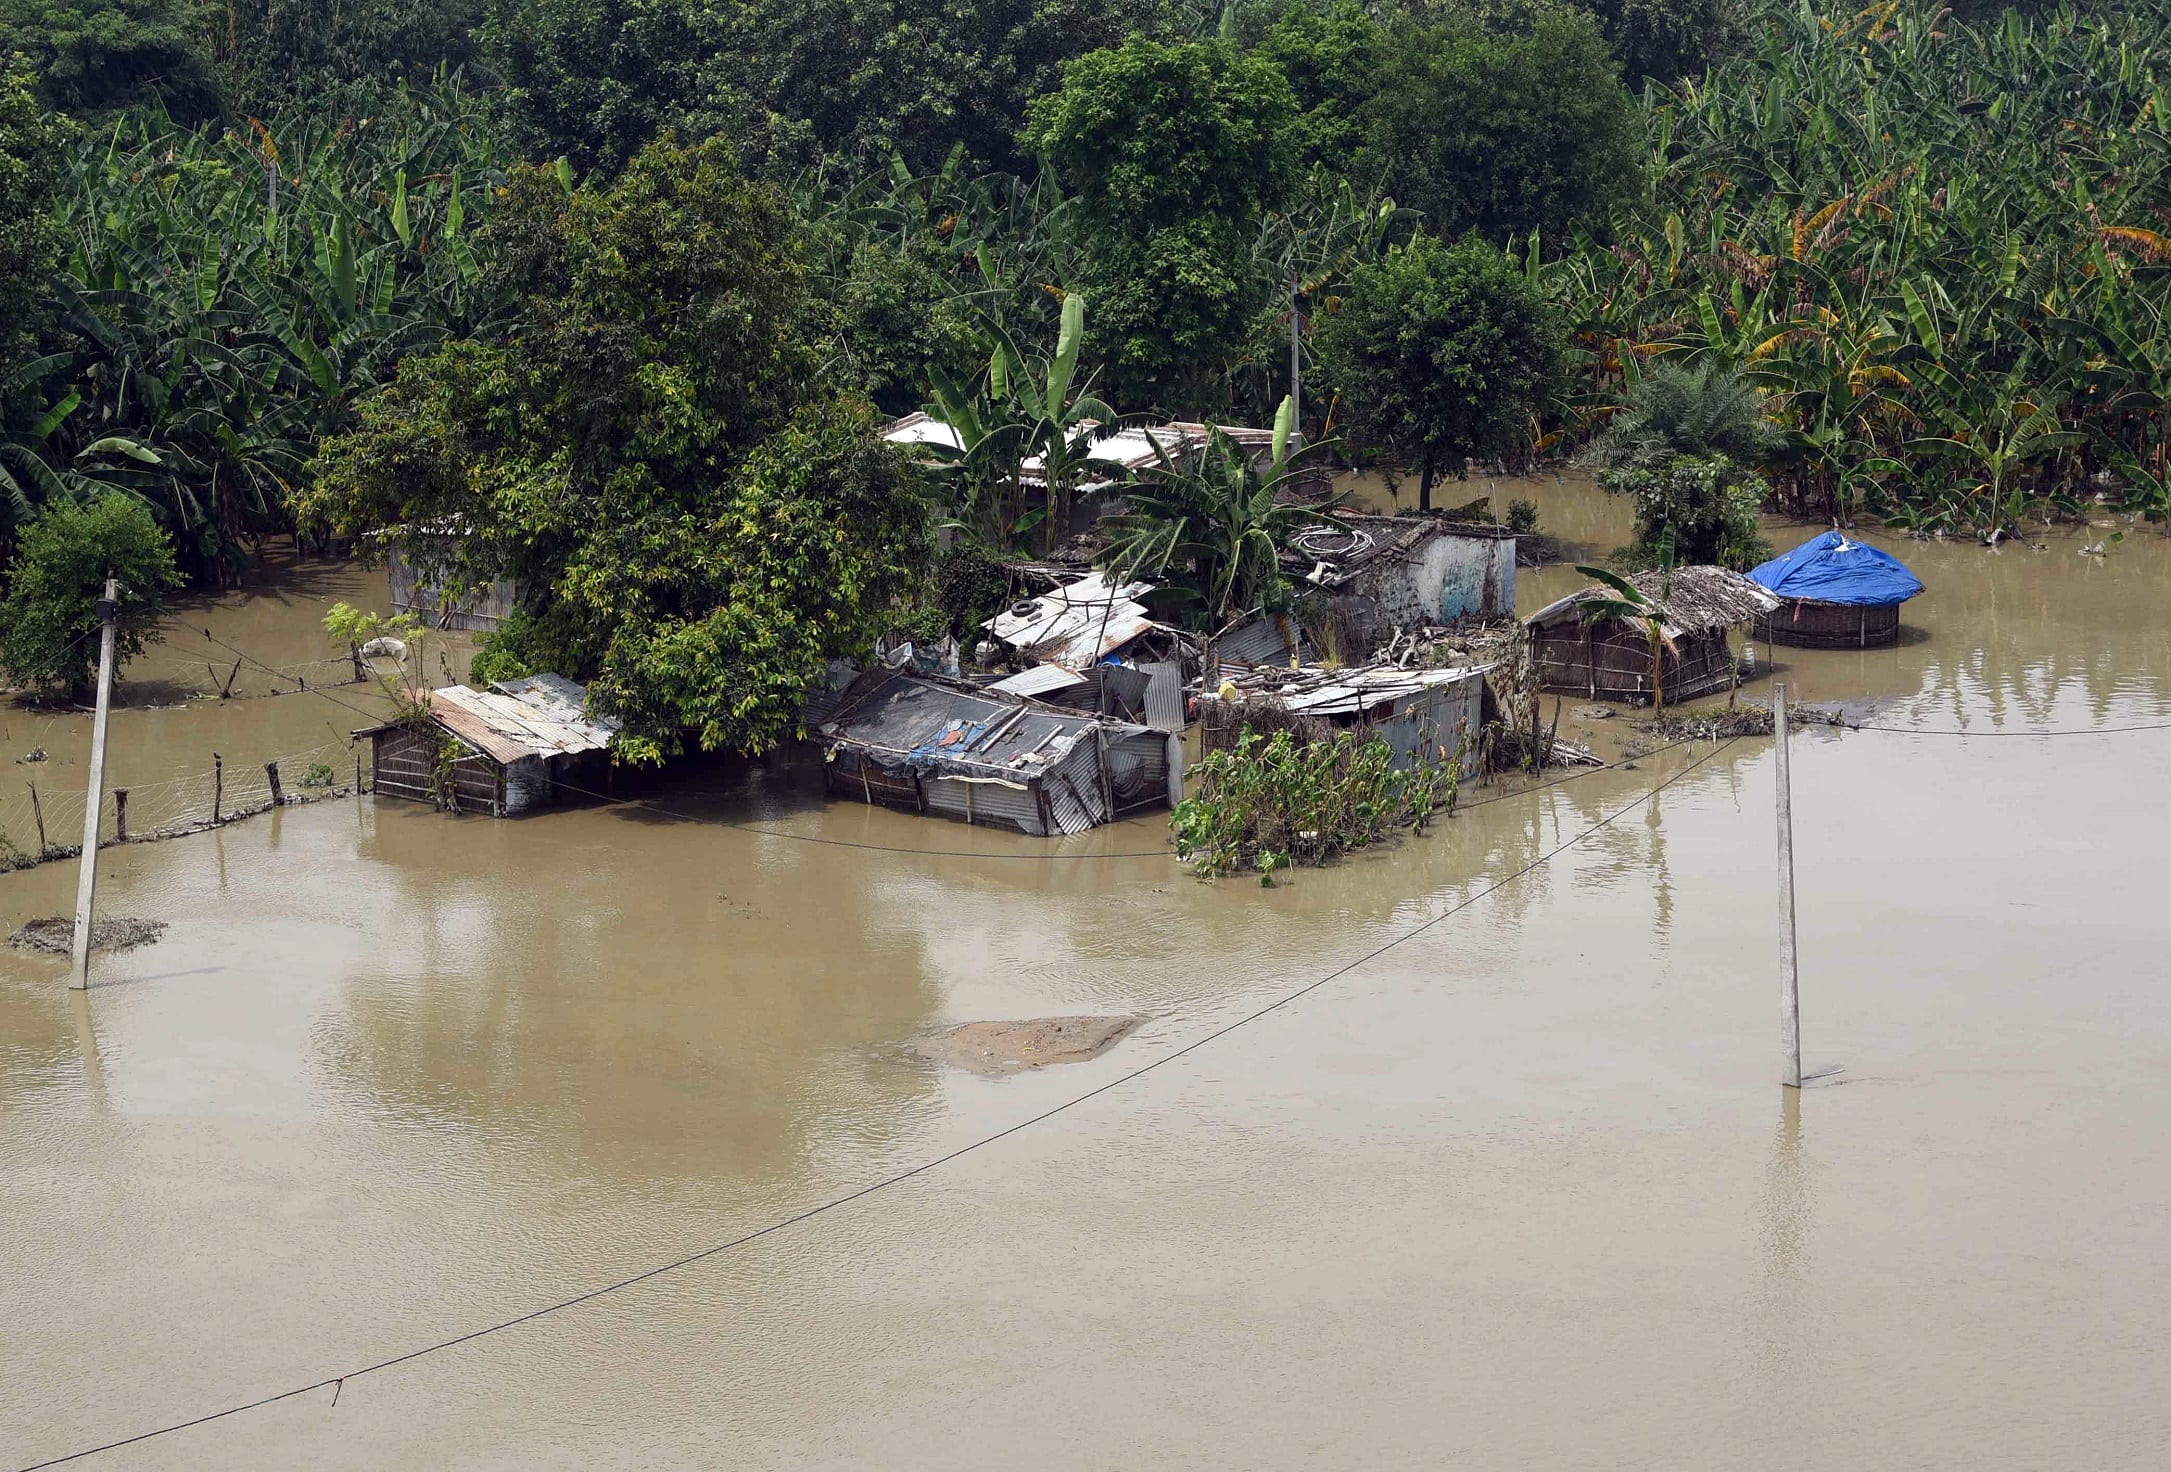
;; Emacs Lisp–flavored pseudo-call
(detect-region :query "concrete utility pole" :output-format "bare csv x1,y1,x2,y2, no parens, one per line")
1289,275,1303,449
69,577,120,991
1773,681,1802,1088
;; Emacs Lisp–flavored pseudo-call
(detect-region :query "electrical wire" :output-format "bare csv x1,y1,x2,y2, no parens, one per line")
11,737,1741,1472
1849,717,2171,736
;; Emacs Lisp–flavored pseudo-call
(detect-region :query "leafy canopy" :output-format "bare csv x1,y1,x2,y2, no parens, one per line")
1362,6,1637,244
1024,36,1299,406
0,494,182,695
303,135,931,760
1314,232,1561,506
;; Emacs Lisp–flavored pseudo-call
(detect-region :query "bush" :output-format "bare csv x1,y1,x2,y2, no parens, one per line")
0,495,182,697
1172,726,1459,882
1602,453,1770,570
1506,498,1540,535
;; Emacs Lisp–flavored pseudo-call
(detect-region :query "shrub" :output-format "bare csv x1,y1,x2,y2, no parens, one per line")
1172,726,1459,882
1603,453,1770,570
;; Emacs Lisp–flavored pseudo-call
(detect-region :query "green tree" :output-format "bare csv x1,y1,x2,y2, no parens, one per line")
0,494,182,696
1585,361,1784,472
215,0,490,112
1599,454,1770,569
0,0,221,119
1314,232,1561,509
1023,36,1299,407
0,59,65,369
1362,6,1636,244
1250,0,1382,170
303,136,931,760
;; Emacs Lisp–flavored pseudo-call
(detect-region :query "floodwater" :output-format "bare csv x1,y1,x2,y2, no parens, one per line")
5,486,2170,1469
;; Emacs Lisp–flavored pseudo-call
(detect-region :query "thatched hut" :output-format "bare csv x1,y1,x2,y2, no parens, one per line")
1748,531,1924,648
1526,567,1779,705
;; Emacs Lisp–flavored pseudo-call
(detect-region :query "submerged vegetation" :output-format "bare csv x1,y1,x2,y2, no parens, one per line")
1172,726,1460,881
6,0,2171,741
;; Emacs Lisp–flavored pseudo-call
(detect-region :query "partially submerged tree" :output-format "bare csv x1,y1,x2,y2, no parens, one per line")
1314,231,1560,510
302,136,933,761
1573,560,1673,715
0,494,181,697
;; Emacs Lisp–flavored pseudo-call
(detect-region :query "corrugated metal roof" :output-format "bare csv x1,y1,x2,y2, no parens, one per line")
1215,615,1308,669
880,411,964,453
428,679,618,764
987,664,1090,699
1251,664,1488,718
985,572,1159,671
1140,661,1186,732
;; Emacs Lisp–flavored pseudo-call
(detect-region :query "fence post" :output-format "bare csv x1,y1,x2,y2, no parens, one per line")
1775,682,1803,1090
212,753,222,823
265,761,284,808
29,783,47,856
354,753,363,800
113,789,128,842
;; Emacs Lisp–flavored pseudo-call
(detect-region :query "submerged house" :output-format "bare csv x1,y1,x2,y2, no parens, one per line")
1748,531,1925,648
1201,663,1489,771
1526,567,1779,704
356,673,617,816
819,670,1176,835
1285,514,1517,651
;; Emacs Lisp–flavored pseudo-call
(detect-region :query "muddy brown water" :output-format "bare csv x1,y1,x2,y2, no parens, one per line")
5,489,2170,1469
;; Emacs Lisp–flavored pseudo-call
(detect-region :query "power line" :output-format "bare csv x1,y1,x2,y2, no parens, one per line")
13,738,1741,1472
1851,717,2171,736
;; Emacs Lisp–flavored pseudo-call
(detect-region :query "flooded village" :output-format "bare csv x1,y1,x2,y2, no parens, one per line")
9,0,2171,1464
7,467,2171,1469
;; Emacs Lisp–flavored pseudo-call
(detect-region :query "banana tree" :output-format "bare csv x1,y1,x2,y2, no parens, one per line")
1574,556,1676,715
1100,397,1337,627
924,290,1118,551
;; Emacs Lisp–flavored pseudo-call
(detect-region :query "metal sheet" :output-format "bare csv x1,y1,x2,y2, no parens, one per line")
1140,661,1186,732
988,664,1090,699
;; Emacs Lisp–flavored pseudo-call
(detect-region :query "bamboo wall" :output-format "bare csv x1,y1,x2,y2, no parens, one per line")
1531,623,1738,704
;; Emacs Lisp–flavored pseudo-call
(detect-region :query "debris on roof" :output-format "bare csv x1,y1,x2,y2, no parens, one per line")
421,676,618,765
984,571,1160,671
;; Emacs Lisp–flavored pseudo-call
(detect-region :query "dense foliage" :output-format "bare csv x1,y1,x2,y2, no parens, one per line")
299,137,930,760
1173,725,1460,881
1315,231,1562,508
0,494,181,695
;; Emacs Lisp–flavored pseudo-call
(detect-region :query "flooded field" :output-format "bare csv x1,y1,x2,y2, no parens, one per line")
5,485,2170,1469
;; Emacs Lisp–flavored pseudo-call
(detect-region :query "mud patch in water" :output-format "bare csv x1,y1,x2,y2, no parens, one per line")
916,1016,1142,1076
9,916,167,954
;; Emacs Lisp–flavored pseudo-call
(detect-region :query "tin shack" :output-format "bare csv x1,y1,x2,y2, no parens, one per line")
355,673,616,816
819,670,1176,834
1201,663,1489,770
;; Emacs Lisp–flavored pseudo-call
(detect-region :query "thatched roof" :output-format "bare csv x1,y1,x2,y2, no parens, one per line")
1526,566,1780,639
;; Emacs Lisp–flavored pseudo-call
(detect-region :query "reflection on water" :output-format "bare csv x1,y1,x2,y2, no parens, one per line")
5,482,2171,1468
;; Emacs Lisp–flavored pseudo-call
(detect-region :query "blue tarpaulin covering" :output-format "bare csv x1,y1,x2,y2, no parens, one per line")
1749,531,1924,607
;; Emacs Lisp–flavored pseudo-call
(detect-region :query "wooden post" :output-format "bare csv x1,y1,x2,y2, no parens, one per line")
350,644,367,683
1774,682,1803,1089
265,761,283,808
29,783,47,856
212,753,222,823
113,789,128,841
70,576,120,990
355,752,364,800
